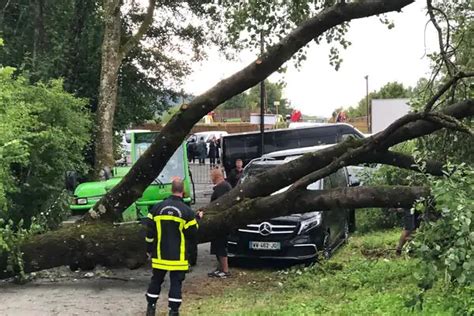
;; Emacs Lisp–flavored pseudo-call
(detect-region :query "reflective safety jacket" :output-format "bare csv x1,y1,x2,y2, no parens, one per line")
145,195,198,271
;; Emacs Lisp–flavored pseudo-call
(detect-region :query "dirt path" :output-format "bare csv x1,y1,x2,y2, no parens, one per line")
0,243,219,316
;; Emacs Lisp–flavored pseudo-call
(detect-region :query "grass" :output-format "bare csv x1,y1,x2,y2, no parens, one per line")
182,229,473,315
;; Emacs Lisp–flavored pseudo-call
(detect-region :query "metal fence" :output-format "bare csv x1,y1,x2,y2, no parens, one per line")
189,162,214,184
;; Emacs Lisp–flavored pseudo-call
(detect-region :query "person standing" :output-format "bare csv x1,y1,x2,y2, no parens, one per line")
208,137,218,168
216,137,221,165
145,178,201,316
395,207,421,255
227,158,244,188
186,139,196,163
208,168,232,278
197,137,207,165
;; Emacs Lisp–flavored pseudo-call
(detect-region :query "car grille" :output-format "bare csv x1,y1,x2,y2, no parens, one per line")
238,221,297,237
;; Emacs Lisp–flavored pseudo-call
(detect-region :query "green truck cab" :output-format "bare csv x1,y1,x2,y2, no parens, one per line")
69,132,194,221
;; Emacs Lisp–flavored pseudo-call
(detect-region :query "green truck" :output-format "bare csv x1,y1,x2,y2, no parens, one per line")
68,132,194,221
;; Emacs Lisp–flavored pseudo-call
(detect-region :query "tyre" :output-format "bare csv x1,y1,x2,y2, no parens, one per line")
322,231,332,259
343,219,350,243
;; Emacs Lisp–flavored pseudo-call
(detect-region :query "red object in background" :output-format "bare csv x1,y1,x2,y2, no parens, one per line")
290,110,302,122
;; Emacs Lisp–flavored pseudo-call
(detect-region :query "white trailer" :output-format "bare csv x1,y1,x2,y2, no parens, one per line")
371,98,410,134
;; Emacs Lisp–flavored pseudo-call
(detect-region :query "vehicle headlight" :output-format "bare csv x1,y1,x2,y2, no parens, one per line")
297,212,322,235
76,198,88,205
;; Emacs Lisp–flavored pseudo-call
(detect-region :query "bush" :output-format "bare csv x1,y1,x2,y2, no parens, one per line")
410,164,473,285
0,67,92,225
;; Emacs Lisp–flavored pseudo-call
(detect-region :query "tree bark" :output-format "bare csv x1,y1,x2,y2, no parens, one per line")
94,0,122,174
90,0,415,220
0,186,428,278
94,0,156,175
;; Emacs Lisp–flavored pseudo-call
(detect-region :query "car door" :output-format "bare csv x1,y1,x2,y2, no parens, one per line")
320,176,341,245
329,168,349,240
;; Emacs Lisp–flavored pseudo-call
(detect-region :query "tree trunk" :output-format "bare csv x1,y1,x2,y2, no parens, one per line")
90,0,416,220
94,0,122,174
0,186,428,278
32,0,46,70
93,0,156,175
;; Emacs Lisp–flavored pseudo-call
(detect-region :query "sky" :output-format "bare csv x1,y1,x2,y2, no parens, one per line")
183,1,439,118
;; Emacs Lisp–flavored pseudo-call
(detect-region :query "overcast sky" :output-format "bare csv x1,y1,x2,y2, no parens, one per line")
183,1,439,118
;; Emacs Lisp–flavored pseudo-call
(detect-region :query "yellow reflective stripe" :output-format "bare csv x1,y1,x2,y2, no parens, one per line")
145,237,154,243
156,218,161,259
180,221,185,261
184,219,197,229
156,215,186,224
147,212,153,220
154,215,186,261
152,258,188,266
152,262,189,271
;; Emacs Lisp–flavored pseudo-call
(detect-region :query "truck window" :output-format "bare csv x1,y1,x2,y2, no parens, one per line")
134,133,185,183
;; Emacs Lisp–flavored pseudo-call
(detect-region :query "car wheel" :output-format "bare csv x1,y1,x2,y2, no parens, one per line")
323,231,332,259
343,219,350,243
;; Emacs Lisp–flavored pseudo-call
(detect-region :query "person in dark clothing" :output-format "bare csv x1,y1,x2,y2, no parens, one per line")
216,138,221,165
208,137,218,168
186,140,196,163
197,137,207,165
226,158,243,188
208,168,233,278
145,178,202,316
396,208,422,255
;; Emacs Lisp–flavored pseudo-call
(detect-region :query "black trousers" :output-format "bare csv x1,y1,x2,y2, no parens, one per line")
146,269,186,311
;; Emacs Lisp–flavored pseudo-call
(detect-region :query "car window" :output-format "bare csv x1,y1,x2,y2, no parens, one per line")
306,181,321,190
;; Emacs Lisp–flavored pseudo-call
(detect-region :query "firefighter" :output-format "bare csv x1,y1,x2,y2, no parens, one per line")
145,177,201,316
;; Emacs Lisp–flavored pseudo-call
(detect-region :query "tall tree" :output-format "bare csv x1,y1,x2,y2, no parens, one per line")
94,0,156,174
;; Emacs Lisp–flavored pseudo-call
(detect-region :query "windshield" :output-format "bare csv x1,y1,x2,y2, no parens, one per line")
240,163,276,183
134,133,185,184
241,161,321,191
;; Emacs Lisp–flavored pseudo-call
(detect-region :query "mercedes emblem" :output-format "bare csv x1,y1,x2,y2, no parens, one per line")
258,222,272,236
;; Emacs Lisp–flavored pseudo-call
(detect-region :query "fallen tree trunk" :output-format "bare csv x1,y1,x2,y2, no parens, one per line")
1,186,428,278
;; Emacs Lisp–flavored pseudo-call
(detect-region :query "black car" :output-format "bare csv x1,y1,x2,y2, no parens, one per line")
227,158,352,261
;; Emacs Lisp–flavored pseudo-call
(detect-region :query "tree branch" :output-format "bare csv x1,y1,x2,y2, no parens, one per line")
365,151,444,176
90,0,415,220
423,71,474,112
426,0,455,77
119,0,156,60
198,186,430,241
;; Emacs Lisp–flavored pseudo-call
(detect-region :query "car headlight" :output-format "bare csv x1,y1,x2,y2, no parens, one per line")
297,212,322,235
76,198,88,205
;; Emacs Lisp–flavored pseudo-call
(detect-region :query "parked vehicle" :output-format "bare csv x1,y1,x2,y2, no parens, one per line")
68,132,194,221
227,149,357,262
221,123,363,175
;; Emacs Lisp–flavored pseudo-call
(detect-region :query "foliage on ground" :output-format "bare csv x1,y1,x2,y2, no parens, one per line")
183,230,473,315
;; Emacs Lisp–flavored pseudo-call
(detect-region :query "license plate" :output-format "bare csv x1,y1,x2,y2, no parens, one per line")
249,241,281,250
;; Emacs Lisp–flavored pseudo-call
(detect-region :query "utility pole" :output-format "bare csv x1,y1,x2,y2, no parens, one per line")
259,31,266,156
364,75,370,133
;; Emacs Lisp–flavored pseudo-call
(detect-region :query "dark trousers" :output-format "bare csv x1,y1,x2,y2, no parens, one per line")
209,157,216,165
146,269,186,312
